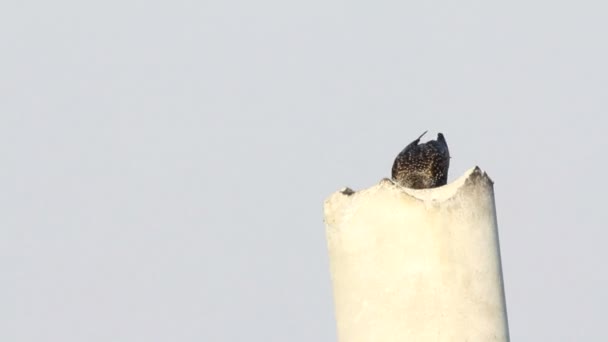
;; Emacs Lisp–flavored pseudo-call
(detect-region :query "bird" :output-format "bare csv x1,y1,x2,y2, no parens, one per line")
391,131,450,189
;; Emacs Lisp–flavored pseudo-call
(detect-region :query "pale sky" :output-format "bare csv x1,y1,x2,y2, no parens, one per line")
2,1,607,341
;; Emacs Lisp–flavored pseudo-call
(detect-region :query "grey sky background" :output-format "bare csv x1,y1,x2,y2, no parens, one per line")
2,1,607,341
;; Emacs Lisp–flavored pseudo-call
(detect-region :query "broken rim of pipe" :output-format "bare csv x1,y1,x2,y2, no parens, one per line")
326,166,494,202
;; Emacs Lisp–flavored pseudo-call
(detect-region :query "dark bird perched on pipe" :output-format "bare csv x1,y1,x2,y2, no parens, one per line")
391,131,450,189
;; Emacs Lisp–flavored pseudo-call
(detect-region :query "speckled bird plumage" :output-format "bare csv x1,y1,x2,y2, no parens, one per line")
391,131,450,189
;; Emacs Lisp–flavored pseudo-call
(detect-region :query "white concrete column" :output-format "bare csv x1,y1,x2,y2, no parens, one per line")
324,167,509,342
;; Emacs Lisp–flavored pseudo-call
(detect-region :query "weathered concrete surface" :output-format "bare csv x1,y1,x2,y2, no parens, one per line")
324,167,509,342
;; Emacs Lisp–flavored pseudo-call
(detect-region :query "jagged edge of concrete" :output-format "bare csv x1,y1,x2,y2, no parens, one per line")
326,167,493,216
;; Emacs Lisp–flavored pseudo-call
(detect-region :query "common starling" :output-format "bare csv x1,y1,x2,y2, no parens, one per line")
391,131,450,189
